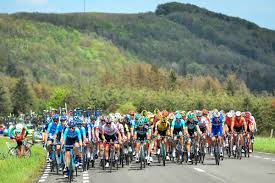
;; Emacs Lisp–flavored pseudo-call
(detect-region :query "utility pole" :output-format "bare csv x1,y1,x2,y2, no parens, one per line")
84,0,86,13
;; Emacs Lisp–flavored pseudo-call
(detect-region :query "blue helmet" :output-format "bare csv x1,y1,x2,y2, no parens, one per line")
175,114,182,119
137,119,144,126
134,114,140,120
67,120,76,128
60,116,67,121
52,114,59,121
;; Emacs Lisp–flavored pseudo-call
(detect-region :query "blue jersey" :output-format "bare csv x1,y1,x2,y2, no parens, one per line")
211,118,223,136
171,119,186,129
55,122,66,140
47,122,58,139
63,127,82,142
84,123,92,138
79,126,86,139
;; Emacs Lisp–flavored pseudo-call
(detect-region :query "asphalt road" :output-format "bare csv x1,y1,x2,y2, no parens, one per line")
37,152,275,183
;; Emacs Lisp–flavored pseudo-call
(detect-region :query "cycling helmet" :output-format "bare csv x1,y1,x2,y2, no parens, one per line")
134,114,140,120
162,110,169,117
142,116,149,123
202,109,208,115
106,115,113,123
52,114,59,122
187,113,194,119
180,111,186,117
226,112,233,118
137,119,144,126
60,116,67,121
141,110,148,117
90,115,96,121
168,113,175,120
213,111,220,118
245,112,251,117
241,112,246,117
235,111,241,117
100,115,106,121
68,120,76,128
196,111,203,117
156,112,162,121
175,113,182,120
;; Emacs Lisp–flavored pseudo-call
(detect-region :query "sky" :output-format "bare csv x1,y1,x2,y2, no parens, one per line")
0,0,274,30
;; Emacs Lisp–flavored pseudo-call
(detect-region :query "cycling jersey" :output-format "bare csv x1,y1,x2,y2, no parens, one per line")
155,121,170,136
79,126,87,142
197,117,208,133
102,123,118,136
116,123,125,136
83,123,92,140
55,123,66,142
211,118,223,137
135,126,148,140
233,116,245,128
63,127,82,151
225,117,233,128
47,122,58,140
186,120,198,136
171,119,185,134
102,123,119,142
10,123,29,142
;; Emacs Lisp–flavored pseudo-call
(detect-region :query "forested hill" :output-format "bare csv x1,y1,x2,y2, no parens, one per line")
10,2,275,91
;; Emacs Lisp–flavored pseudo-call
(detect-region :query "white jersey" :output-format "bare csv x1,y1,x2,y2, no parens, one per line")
102,123,118,136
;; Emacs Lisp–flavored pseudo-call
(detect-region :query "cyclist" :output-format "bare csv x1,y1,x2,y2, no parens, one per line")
45,114,59,162
82,116,94,161
53,115,67,170
97,116,106,162
154,114,171,160
134,118,151,164
101,116,122,168
210,111,224,157
224,112,234,147
231,111,247,153
185,113,201,162
9,117,29,157
62,120,82,178
170,113,186,158
196,111,210,153
76,117,87,166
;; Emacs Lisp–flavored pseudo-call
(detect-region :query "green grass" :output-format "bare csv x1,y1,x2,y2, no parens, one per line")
0,138,46,183
254,137,275,154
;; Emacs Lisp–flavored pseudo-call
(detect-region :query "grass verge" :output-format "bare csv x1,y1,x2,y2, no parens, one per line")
0,138,46,183
254,136,275,154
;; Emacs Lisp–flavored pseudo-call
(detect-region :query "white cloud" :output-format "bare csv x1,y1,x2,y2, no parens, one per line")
16,0,48,5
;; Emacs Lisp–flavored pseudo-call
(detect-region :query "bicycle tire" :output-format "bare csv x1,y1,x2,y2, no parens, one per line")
69,156,73,183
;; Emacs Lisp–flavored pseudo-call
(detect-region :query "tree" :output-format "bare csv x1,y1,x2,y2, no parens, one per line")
0,80,12,116
12,77,34,114
169,69,177,90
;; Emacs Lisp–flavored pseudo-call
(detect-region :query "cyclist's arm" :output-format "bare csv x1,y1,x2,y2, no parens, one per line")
88,126,92,142
231,119,235,132
76,129,82,146
63,129,68,145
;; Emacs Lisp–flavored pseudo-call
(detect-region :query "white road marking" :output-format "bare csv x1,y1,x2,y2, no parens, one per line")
38,180,45,182
272,160,275,162
41,176,47,179
263,158,270,160
253,155,261,158
83,180,89,183
193,168,205,172
83,177,89,180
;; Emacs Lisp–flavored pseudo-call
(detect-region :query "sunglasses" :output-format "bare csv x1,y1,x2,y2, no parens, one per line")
106,122,111,125
70,127,74,129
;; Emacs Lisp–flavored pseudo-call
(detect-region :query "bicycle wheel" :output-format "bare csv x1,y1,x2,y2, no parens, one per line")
161,142,166,166
140,144,144,170
69,156,73,183
8,147,18,157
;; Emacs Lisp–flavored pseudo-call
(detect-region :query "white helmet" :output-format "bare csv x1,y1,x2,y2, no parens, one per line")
226,112,233,118
235,111,241,117
213,111,220,118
